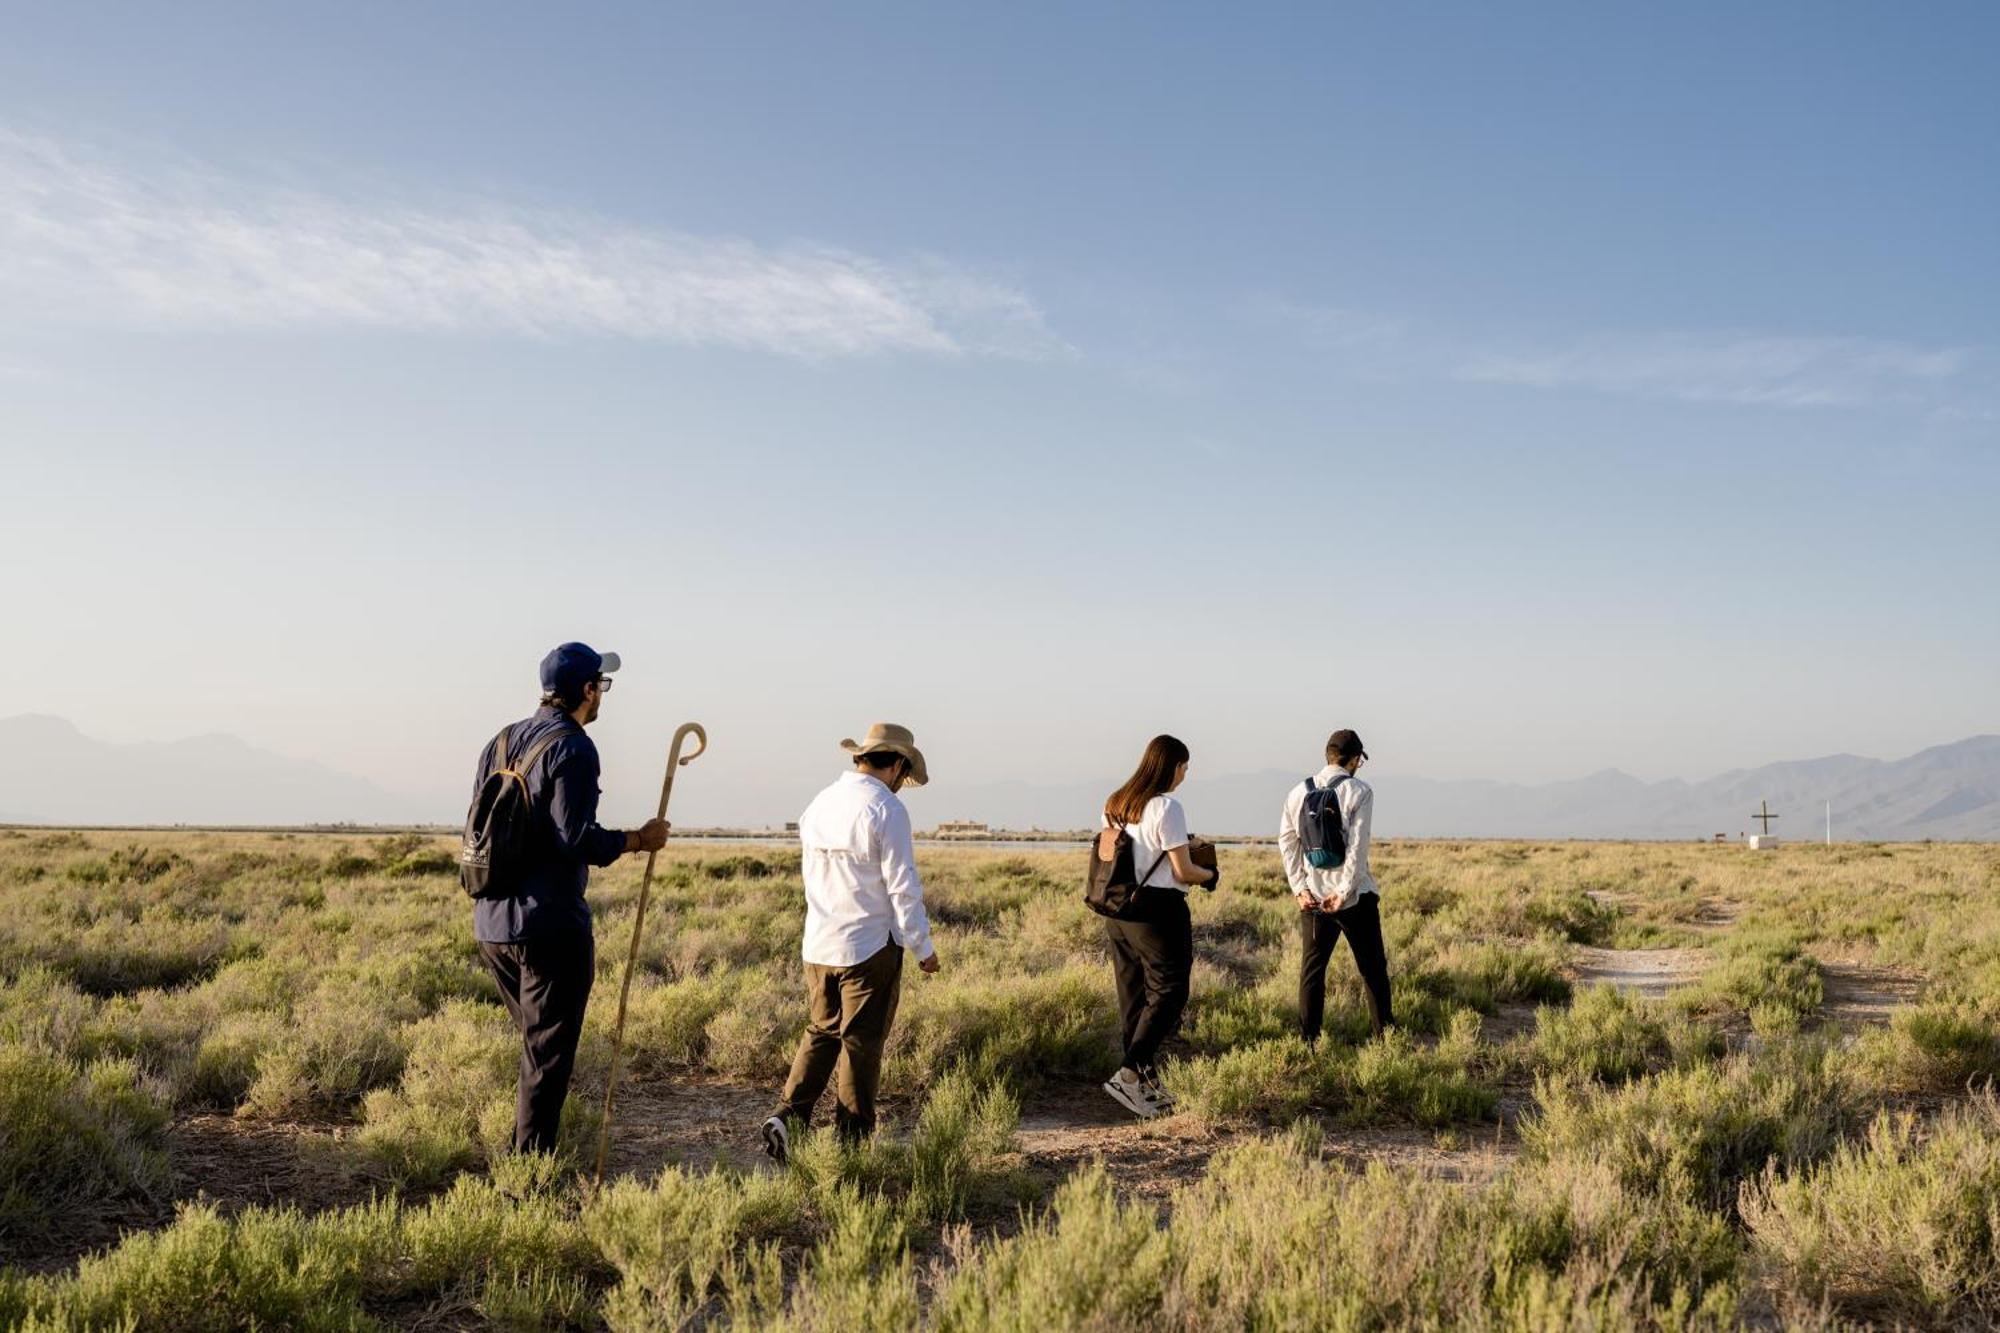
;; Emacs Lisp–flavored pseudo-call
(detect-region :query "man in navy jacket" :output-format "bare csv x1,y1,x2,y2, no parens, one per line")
470,642,667,1155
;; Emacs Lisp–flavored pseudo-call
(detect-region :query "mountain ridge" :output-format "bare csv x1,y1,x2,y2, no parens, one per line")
2,715,1996,839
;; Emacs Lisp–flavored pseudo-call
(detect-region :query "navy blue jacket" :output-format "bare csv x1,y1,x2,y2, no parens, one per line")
470,706,627,943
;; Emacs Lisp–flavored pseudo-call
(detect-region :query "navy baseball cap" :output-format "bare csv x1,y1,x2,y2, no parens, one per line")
540,642,621,697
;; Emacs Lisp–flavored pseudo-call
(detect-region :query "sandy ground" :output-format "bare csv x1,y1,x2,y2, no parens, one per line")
1569,945,1711,999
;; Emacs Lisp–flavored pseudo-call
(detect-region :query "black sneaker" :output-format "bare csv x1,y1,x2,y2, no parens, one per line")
760,1115,790,1164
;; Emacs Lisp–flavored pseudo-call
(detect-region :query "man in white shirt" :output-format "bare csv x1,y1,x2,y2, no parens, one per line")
762,723,941,1161
1277,728,1393,1040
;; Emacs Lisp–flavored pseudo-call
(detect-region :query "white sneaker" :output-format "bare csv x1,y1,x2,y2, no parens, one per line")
1141,1072,1176,1111
1102,1068,1161,1119
760,1115,790,1163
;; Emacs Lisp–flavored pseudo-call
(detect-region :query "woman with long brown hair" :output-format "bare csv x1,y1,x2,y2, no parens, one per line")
1099,733,1216,1118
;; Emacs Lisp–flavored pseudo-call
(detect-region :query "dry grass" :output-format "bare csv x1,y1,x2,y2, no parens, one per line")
2,828,1997,1327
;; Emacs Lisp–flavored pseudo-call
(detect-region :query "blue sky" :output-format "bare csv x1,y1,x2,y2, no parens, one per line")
2,2,1995,825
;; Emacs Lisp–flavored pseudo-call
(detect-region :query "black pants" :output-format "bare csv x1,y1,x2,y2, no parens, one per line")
1104,889,1193,1076
1299,895,1393,1040
478,932,595,1155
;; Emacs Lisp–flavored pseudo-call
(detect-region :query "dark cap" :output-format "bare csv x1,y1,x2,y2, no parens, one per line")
1327,729,1368,763
540,642,621,699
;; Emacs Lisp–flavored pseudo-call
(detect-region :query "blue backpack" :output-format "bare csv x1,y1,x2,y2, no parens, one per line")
1300,773,1350,870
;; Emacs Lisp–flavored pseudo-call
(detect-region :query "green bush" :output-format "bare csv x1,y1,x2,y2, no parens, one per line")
1523,1041,1856,1217
1844,1001,2000,1094
1742,1095,2000,1326
7,1170,599,1331
0,1047,171,1242
1532,983,1721,1085
931,1164,1174,1331
587,1164,803,1329
355,999,516,1185
1164,1013,1497,1128
1673,929,1823,1031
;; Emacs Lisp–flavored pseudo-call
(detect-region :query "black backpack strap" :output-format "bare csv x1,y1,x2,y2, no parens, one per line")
498,726,572,798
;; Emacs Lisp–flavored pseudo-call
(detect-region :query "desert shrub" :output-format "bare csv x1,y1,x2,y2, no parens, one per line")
7,1169,598,1331
1408,936,1573,1011
904,1072,1024,1224
1336,1013,1498,1126
1742,1095,2000,1326
1179,970,1298,1053
0,1047,172,1241
0,963,100,1056
1168,1127,1733,1329
1844,1001,2000,1094
1163,1036,1317,1123
9,1200,382,1331
1523,1042,1857,1217
238,991,406,1118
56,915,237,995
1165,1014,1497,1129
355,999,516,1184
776,1188,922,1332
587,1164,803,1329
1533,983,1721,1085
1673,929,1823,1031
783,1069,1029,1230
886,963,1116,1092
1444,879,1619,946
930,1130,1737,1331
698,852,794,881
699,969,801,1080
930,1165,1174,1331
617,971,737,1070
381,845,457,878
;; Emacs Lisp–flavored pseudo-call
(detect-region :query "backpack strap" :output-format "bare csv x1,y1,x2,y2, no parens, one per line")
1106,809,1173,888
497,725,572,800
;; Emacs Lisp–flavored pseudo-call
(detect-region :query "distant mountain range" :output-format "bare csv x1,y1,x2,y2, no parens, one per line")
0,714,410,826
930,736,2000,840
3,713,1997,839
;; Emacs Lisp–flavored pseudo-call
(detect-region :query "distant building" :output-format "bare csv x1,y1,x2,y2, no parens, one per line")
934,820,990,840
783,822,799,834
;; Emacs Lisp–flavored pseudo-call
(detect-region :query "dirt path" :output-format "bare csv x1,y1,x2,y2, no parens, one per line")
1818,960,1925,1030
1568,945,1709,999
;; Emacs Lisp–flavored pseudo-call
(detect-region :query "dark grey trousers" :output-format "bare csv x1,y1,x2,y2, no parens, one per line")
478,932,595,1155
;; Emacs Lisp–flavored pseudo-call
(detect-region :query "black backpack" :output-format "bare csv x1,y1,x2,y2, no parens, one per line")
459,723,571,899
1300,773,1350,870
1084,818,1171,919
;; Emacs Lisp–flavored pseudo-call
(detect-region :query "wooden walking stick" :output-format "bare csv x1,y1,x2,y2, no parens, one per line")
595,721,707,1185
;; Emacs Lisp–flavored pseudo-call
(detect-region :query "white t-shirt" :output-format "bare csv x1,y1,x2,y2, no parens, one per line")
1104,794,1191,893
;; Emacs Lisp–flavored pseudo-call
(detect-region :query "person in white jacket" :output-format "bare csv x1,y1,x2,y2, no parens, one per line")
1277,728,1393,1040
762,723,940,1162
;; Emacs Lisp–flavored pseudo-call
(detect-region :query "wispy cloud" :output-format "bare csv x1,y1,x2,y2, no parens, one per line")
1264,298,1991,417
1456,333,1980,410
0,131,1066,359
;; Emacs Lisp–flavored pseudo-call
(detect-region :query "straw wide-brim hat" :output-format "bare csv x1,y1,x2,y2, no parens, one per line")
840,723,929,787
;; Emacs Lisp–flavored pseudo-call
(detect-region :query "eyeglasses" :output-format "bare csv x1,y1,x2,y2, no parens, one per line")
593,677,614,693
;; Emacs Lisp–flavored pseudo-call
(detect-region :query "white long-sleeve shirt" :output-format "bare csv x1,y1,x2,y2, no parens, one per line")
797,771,936,967
1278,766,1377,909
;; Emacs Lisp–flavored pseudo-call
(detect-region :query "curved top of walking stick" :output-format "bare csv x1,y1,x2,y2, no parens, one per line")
652,722,707,821
668,722,707,767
